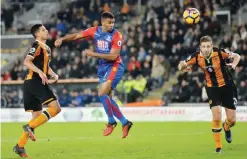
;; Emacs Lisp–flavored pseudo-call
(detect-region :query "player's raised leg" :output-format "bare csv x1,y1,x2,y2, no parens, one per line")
211,106,222,153
223,108,236,143
24,100,61,140
100,65,133,138
98,82,117,136
222,86,237,143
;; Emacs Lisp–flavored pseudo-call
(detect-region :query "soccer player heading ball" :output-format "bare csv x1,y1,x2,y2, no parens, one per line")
55,11,133,138
178,36,240,153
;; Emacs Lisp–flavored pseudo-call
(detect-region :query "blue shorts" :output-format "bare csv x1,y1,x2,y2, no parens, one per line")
97,63,124,89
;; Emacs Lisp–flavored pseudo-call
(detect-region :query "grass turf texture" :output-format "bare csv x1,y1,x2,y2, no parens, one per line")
1,122,247,159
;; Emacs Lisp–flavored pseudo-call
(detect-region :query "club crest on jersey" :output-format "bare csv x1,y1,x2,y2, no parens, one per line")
97,40,109,50
28,47,36,55
117,40,121,46
105,36,111,42
207,67,213,72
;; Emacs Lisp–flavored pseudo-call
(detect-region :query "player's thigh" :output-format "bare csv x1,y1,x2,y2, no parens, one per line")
98,65,124,96
41,85,57,105
98,81,112,96
205,86,221,108
211,106,222,121
23,81,42,112
107,65,124,89
24,97,42,112
221,84,237,110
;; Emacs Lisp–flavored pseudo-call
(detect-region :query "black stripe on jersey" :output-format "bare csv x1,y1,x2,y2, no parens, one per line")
205,58,218,86
218,51,231,85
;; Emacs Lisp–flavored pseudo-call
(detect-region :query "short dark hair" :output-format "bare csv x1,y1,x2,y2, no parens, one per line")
101,11,114,19
200,36,212,44
31,24,43,38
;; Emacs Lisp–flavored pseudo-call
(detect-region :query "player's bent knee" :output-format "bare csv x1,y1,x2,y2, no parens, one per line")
98,91,105,97
56,106,61,114
230,120,236,127
212,114,222,121
98,90,111,97
48,100,61,116
98,88,110,96
108,92,112,98
98,82,112,97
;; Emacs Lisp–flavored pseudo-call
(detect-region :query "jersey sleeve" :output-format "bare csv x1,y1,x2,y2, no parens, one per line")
81,27,97,40
111,31,122,49
185,53,197,65
27,43,41,58
220,48,234,59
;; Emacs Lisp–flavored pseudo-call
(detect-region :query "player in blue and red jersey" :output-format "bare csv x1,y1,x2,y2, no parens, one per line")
55,12,132,138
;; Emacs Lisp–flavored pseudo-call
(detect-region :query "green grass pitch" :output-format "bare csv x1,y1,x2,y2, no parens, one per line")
1,122,247,159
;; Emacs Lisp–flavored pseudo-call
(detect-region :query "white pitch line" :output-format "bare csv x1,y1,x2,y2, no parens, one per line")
2,132,205,143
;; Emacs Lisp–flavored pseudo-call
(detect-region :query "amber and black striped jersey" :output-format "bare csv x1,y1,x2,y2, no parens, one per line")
185,47,234,88
25,40,51,80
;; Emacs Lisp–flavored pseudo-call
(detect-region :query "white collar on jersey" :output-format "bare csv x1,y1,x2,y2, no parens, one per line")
200,51,213,61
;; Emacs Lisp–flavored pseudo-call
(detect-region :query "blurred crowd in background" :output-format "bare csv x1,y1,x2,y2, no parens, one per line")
1,0,247,107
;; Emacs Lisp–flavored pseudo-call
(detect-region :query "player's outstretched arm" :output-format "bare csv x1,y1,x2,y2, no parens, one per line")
84,48,120,61
54,32,84,47
54,27,96,47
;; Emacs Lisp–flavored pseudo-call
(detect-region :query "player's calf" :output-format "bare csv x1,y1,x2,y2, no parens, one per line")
212,120,222,150
26,102,61,141
28,106,60,130
223,118,236,131
222,119,235,143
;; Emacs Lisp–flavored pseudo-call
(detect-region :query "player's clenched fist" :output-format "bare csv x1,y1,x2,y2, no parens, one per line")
84,49,95,57
49,74,59,84
178,61,187,71
54,38,63,47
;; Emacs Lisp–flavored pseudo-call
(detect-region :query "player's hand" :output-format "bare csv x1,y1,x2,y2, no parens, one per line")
49,74,59,84
38,71,48,85
178,61,187,71
84,49,95,57
54,38,63,47
226,63,236,70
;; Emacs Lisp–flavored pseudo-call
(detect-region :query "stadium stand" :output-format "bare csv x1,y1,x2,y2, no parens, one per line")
1,0,247,107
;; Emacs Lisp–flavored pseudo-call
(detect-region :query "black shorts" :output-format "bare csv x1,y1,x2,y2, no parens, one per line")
205,84,237,110
23,79,57,112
